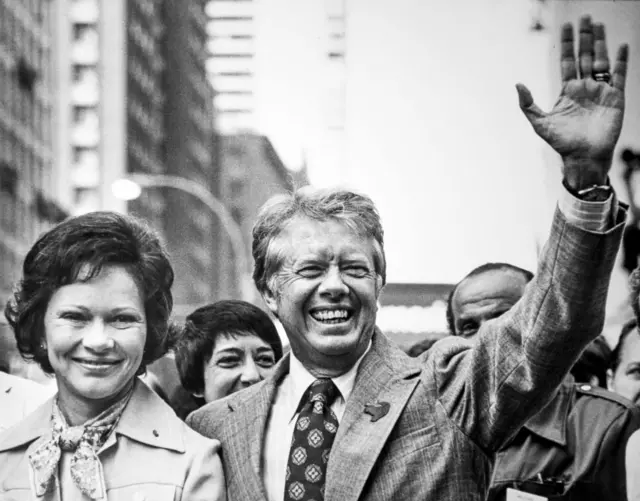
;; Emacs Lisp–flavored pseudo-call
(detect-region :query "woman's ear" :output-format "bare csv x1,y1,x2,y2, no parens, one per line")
606,368,615,391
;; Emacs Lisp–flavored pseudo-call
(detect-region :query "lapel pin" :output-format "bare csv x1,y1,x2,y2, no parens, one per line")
364,401,390,422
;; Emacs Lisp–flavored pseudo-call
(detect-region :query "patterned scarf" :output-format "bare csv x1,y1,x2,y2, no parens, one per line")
29,387,133,500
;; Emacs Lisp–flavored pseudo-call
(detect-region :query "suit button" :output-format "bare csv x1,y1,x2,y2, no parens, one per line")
580,384,592,391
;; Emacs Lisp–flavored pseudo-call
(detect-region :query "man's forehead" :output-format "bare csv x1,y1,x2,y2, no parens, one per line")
454,269,529,310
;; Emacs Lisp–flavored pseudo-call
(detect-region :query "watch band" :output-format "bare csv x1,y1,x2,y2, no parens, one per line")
563,179,612,202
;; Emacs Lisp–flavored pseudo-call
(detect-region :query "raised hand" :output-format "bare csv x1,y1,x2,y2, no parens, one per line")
517,16,629,190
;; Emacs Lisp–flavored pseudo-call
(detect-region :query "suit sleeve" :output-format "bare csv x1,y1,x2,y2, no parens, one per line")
627,428,640,501
178,437,227,501
431,204,627,453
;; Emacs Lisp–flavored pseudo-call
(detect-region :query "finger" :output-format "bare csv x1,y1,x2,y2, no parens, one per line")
592,23,610,73
578,16,594,79
611,44,629,91
516,83,545,121
560,23,577,82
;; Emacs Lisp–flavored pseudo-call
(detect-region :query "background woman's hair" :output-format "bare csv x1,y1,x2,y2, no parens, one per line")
173,300,283,395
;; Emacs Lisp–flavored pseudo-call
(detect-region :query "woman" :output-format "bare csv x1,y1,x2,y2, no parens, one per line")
0,211,225,500
174,300,283,407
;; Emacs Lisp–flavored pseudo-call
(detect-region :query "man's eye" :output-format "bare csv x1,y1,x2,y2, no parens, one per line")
459,324,478,337
343,266,369,277
298,267,323,277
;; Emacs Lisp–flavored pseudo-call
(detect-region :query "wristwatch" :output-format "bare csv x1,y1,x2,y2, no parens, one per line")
563,179,612,202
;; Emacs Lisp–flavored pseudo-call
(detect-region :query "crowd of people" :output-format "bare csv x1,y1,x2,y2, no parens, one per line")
1,14,640,501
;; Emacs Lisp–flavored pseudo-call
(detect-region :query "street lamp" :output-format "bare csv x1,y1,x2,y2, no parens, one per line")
112,174,254,301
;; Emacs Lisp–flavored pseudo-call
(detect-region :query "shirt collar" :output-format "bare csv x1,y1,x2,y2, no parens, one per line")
286,340,372,421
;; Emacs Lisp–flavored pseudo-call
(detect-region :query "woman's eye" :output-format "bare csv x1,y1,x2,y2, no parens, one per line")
112,315,139,326
256,356,275,368
216,357,240,368
60,312,86,322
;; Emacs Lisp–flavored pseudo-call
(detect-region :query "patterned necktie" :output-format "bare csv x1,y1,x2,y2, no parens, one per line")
29,390,132,500
285,378,340,501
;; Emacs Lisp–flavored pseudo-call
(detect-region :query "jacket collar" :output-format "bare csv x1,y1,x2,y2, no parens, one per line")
522,376,574,446
0,378,184,453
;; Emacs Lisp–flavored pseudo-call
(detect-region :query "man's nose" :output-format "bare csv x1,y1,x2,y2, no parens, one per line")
319,267,349,298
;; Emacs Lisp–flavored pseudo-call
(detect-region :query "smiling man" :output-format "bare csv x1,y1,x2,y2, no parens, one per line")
448,262,640,501
188,16,632,501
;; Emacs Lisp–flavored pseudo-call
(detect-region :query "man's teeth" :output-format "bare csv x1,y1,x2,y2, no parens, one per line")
312,310,350,321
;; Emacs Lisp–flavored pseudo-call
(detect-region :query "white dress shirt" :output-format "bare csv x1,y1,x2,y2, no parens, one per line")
263,343,371,501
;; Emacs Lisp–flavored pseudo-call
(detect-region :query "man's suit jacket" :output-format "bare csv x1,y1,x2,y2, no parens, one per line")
0,371,54,434
187,207,626,501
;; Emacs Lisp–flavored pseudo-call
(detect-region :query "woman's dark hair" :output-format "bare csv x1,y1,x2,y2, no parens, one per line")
4,211,174,375
173,300,283,395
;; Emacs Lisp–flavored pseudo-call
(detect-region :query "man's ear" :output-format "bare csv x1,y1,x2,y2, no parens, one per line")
606,368,615,391
262,287,279,316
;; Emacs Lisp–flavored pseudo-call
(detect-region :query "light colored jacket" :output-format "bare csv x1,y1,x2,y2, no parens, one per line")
0,371,54,434
187,205,627,501
0,379,226,501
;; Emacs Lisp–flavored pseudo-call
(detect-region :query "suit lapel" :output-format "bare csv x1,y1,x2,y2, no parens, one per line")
224,355,290,501
325,332,421,501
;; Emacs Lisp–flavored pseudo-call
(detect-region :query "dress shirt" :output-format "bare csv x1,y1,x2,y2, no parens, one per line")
558,183,615,232
263,342,371,501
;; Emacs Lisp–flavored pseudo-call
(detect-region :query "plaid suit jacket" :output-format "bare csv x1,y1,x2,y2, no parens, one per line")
187,206,626,501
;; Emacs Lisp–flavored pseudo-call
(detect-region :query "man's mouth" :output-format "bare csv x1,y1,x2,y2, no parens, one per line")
309,308,354,324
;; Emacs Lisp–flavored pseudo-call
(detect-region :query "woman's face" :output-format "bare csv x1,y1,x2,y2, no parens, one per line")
198,332,277,403
44,265,147,413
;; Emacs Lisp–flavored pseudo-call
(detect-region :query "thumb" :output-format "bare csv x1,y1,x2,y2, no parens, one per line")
515,83,544,120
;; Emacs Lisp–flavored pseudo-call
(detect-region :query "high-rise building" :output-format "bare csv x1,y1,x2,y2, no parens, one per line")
0,0,65,382
0,0,64,302
162,0,220,308
206,0,255,133
54,0,223,308
55,0,166,232
205,0,346,182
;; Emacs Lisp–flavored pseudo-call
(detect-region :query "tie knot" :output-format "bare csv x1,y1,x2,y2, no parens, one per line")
307,378,339,406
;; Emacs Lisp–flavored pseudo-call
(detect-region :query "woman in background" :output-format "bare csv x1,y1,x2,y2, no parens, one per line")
174,300,283,407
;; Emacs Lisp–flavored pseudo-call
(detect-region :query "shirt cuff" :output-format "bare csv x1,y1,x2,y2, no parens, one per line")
558,184,615,233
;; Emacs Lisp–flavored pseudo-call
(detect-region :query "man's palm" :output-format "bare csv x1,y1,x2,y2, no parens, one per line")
519,80,624,161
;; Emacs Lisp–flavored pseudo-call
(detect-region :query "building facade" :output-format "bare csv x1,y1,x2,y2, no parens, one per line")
0,0,64,381
55,0,166,232
162,0,220,308
0,0,62,303
213,133,308,305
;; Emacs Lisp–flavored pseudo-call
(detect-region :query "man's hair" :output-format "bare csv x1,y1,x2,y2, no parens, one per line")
252,186,386,295
173,300,284,396
446,262,534,335
630,268,640,325
571,335,612,387
5,211,174,375
610,318,638,373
